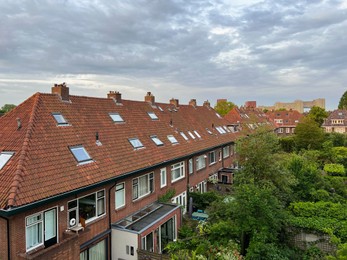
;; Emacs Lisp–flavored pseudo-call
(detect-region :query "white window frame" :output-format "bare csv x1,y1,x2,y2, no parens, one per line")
167,135,178,144
223,146,230,158
196,155,206,171
188,158,193,174
109,112,124,122
187,131,196,139
209,151,216,165
69,146,93,164
132,172,154,200
129,138,144,149
68,190,105,228
193,130,201,138
147,112,159,120
26,212,43,251
151,135,164,146
115,183,125,209
171,161,185,182
180,132,189,141
52,112,69,125
160,168,167,188
171,192,187,214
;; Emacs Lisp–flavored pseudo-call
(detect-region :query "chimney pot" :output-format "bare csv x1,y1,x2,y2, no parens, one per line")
52,83,69,101
107,91,122,103
145,92,155,105
170,98,179,107
203,100,210,108
189,99,197,107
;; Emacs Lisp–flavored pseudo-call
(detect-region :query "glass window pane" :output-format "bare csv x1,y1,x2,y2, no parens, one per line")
151,136,163,146
89,240,106,260
109,113,124,122
0,152,14,170
167,135,178,144
52,113,68,125
70,146,92,163
148,112,158,120
129,138,144,149
79,194,96,221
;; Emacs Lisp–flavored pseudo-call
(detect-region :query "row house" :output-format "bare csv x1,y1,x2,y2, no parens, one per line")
322,110,347,133
266,109,303,135
0,84,237,260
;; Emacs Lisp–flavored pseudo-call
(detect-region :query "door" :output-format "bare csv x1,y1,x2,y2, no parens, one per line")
44,208,57,248
222,175,228,184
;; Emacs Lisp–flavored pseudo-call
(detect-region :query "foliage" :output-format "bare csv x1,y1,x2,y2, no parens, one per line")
326,133,347,147
338,91,347,110
279,136,295,153
157,188,175,203
294,117,325,150
307,106,329,126
302,246,325,260
214,100,236,116
326,243,347,260
324,164,345,176
189,191,221,211
0,104,16,114
332,147,347,168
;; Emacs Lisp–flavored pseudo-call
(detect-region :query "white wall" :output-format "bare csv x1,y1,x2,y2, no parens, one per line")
112,229,137,260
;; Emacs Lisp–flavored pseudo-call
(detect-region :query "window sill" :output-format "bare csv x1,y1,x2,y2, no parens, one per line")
171,176,185,183
209,162,216,166
115,205,126,211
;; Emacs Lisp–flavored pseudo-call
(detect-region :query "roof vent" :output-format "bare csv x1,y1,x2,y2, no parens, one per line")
52,83,69,101
16,118,22,130
107,91,122,104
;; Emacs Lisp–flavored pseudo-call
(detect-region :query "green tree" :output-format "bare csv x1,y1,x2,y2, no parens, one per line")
0,104,16,113
307,106,329,126
338,91,347,110
294,117,325,150
214,100,236,116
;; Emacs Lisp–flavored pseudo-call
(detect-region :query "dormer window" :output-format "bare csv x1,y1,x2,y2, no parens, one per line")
52,113,68,125
0,151,14,170
109,113,124,123
151,135,163,146
147,112,158,120
167,135,178,144
129,138,144,149
188,131,196,139
70,146,93,164
193,130,201,138
180,132,189,141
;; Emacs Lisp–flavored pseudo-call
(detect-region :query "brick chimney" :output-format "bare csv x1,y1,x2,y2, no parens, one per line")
52,83,69,101
170,98,179,107
145,92,155,105
245,101,256,109
107,91,122,103
189,99,197,107
203,100,210,108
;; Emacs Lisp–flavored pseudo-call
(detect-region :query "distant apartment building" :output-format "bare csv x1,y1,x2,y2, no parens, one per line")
259,98,325,113
322,110,347,133
266,109,304,135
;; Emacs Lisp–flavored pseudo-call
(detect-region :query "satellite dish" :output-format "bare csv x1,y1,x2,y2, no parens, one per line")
69,218,76,227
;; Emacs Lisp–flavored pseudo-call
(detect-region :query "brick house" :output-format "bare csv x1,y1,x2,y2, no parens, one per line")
0,84,236,260
266,109,303,136
322,109,347,133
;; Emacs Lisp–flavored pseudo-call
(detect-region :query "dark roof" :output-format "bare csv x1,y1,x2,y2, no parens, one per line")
322,109,347,126
0,90,237,209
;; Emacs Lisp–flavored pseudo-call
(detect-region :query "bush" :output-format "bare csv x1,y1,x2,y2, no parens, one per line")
324,164,345,176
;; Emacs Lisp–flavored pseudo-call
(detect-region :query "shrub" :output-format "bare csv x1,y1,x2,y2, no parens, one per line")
324,164,345,176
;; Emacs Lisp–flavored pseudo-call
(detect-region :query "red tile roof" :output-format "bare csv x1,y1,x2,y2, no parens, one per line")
266,110,303,128
0,90,237,209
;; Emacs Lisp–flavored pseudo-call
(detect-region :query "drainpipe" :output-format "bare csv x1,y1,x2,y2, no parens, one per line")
0,215,10,260
108,182,117,259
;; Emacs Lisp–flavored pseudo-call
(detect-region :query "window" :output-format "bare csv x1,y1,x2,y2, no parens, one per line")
171,192,186,214
167,135,178,144
147,112,158,120
171,161,185,182
132,173,154,200
80,239,107,260
193,130,201,138
188,158,193,174
209,151,216,165
216,127,226,134
206,128,212,134
141,232,154,252
223,126,230,132
278,128,283,133
223,146,230,158
69,146,93,164
26,213,43,251
68,190,105,228
187,131,196,139
109,112,124,122
158,106,164,112
26,208,57,252
0,151,14,170
196,181,207,193
159,217,177,252
180,132,189,141
196,155,206,170
115,183,125,209
151,135,163,146
216,113,222,119
160,168,167,188
52,113,68,125
286,128,291,133
129,138,144,149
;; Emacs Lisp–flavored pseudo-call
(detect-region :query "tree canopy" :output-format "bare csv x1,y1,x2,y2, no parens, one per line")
294,117,325,150
0,104,16,114
214,100,236,116
307,106,329,126
338,90,347,110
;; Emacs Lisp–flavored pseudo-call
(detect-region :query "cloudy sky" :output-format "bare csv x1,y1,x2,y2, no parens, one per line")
1,0,347,110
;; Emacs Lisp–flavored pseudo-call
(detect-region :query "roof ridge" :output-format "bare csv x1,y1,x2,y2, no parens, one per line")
7,93,41,208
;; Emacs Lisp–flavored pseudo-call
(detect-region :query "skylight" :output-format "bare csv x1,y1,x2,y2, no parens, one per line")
0,152,14,170
70,146,92,164
158,106,164,112
206,128,212,134
188,131,196,139
216,113,222,119
151,135,164,146
180,132,189,141
147,112,158,120
52,113,68,125
193,130,201,138
109,113,124,122
167,135,178,144
223,126,230,132
216,126,226,134
129,138,144,149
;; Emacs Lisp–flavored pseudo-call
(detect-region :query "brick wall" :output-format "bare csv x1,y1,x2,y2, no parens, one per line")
0,217,8,260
